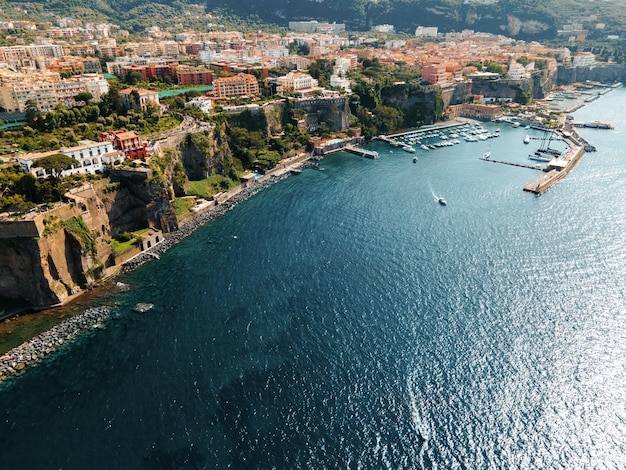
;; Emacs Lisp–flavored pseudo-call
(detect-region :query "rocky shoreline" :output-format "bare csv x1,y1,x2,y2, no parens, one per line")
0,306,111,384
0,168,300,384
122,172,292,271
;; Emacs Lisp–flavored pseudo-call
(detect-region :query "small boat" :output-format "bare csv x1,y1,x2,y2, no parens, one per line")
528,153,551,162
413,157,418,163
523,135,530,144
420,144,429,151
512,122,521,128
438,197,447,206
402,145,416,153
525,125,530,129
482,151,491,159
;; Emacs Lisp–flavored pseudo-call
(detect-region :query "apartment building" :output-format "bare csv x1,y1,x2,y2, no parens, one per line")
213,73,259,98
175,65,213,86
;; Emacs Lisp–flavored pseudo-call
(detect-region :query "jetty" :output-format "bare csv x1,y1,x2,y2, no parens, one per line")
571,120,613,129
523,133,586,194
479,154,544,171
344,144,380,159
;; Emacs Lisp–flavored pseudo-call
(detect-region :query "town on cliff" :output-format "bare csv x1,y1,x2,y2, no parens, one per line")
1,15,624,318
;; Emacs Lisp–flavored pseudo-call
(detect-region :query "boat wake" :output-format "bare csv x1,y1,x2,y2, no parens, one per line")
406,370,435,468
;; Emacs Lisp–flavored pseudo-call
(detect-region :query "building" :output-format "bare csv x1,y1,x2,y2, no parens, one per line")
572,52,595,67
421,64,447,85
99,129,148,160
288,21,345,33
119,88,160,112
213,73,259,98
187,96,213,113
276,72,318,93
507,61,530,80
8,81,58,112
415,26,439,38
17,140,122,179
175,65,213,86
371,24,395,33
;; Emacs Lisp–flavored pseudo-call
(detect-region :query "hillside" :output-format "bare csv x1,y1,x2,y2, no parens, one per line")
3,0,626,39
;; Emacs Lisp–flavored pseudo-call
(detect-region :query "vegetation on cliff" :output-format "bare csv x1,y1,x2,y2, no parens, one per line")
61,216,98,260
348,58,443,137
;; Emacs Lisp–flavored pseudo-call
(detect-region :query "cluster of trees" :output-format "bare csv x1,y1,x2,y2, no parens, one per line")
348,59,442,138
0,160,87,213
24,82,162,135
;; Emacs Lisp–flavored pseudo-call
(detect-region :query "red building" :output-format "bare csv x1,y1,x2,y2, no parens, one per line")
175,66,213,86
99,129,148,160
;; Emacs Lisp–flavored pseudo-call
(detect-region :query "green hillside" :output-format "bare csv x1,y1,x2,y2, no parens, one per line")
2,0,626,39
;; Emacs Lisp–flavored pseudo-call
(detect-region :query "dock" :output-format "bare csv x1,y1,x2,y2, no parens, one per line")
571,120,613,129
479,155,544,171
344,144,380,159
522,140,585,194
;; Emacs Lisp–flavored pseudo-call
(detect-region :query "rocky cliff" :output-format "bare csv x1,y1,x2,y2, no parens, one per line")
0,171,176,310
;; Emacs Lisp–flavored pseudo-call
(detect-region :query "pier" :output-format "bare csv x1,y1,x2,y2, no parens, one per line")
571,120,613,129
344,144,380,159
479,155,544,171
523,137,585,194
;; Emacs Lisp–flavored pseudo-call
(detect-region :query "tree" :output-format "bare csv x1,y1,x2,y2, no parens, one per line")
74,92,93,105
125,70,144,85
25,99,42,130
33,154,79,179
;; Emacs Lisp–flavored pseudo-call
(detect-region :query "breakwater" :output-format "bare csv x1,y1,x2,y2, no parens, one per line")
0,306,111,383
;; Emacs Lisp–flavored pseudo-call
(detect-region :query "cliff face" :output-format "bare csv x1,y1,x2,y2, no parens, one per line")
0,174,175,310
0,222,102,308
180,127,233,180
557,64,626,85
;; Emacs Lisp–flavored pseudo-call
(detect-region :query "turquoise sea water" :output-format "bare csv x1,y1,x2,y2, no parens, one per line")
1,90,626,469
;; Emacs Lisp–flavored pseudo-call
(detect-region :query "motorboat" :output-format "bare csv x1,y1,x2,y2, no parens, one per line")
413,156,418,163
523,135,530,144
438,197,447,206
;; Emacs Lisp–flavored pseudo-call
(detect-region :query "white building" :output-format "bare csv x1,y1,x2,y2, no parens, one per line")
572,52,595,67
18,140,123,179
276,72,318,93
330,74,351,92
288,21,345,33
187,96,212,114
507,61,529,80
371,24,395,33
160,41,180,57
415,26,439,38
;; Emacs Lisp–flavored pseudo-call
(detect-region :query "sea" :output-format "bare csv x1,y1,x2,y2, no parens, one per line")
1,89,625,470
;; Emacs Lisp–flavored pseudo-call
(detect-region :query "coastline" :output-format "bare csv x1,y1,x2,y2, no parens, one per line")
0,80,612,382
0,157,314,384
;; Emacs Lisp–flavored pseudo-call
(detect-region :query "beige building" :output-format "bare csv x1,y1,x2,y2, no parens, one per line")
213,73,259,98
119,88,160,111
